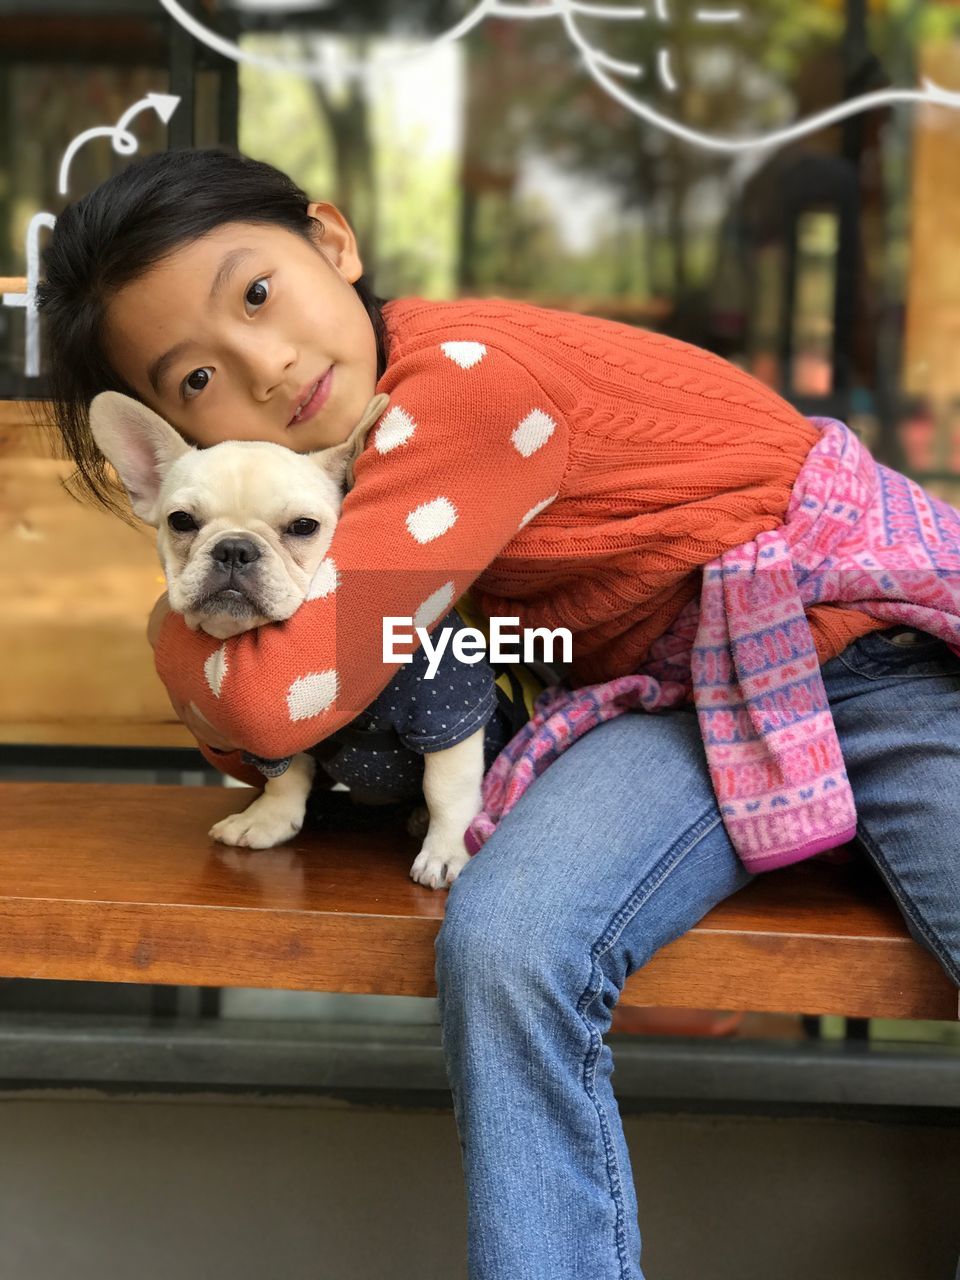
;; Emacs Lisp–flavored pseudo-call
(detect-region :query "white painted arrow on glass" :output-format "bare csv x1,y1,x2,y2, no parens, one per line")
57,92,180,196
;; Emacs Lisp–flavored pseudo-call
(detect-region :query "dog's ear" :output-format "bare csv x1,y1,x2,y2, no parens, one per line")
310,393,389,491
88,391,195,525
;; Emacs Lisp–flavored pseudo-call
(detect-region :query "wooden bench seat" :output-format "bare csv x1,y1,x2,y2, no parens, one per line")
1,781,956,1022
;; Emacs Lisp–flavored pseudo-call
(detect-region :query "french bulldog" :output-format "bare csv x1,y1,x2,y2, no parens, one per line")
87,390,485,889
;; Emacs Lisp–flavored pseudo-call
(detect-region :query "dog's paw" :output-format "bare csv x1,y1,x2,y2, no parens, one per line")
209,804,302,850
409,838,470,890
405,804,430,840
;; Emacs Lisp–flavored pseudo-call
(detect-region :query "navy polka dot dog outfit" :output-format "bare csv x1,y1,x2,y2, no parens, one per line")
241,608,532,805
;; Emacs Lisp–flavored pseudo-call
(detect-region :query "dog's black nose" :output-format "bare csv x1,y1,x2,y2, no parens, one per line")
211,537,261,570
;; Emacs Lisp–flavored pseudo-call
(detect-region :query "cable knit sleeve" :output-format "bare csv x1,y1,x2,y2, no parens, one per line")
152,338,569,760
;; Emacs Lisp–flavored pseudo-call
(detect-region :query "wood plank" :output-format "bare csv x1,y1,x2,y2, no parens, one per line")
0,454,182,745
0,783,955,1020
0,401,57,461
903,42,960,399
0,400,51,425
3,721,194,749
1,400,181,744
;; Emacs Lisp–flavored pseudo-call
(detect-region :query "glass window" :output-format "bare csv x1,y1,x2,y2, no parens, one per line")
4,1,960,501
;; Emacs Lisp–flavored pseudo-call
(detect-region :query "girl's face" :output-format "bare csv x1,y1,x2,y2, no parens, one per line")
103,205,379,452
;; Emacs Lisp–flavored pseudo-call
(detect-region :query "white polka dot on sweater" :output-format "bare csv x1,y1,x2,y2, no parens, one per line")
204,645,228,697
287,670,338,721
407,497,457,544
519,493,558,529
375,406,416,453
413,581,455,630
512,409,556,457
441,341,487,369
306,557,338,600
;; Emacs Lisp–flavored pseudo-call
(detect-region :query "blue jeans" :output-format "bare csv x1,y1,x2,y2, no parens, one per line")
434,627,960,1279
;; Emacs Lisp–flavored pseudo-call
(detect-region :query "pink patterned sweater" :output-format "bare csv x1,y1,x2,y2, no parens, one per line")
466,417,960,873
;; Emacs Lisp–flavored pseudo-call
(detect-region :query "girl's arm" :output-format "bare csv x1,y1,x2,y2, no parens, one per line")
147,590,267,787
152,339,570,761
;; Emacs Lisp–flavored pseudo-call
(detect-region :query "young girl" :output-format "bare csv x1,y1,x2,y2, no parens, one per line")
38,147,960,1279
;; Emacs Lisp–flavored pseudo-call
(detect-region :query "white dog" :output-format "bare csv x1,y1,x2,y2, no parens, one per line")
88,390,486,889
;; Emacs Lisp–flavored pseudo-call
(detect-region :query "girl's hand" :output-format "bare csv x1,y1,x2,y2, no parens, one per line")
171,695,240,754
147,591,239,752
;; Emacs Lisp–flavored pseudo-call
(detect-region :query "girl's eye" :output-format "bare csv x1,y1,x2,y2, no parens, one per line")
181,367,213,400
168,511,199,533
287,518,319,537
245,277,270,310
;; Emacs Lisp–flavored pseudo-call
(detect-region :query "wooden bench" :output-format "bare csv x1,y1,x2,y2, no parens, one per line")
2,372,957,1030
2,781,956,1022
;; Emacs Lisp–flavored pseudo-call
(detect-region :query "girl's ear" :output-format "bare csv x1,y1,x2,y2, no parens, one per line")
88,391,194,526
306,201,364,283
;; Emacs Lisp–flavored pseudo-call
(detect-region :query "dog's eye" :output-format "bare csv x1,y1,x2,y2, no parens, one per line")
168,511,199,533
287,518,319,537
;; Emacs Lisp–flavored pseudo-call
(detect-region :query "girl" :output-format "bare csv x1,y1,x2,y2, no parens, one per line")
38,147,960,1280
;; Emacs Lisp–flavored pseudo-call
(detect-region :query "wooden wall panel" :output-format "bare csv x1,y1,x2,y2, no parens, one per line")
903,43,960,399
2,400,192,747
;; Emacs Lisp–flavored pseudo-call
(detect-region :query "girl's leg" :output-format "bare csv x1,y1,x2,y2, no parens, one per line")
820,627,960,981
435,706,752,1280
436,627,960,1280
824,628,960,1280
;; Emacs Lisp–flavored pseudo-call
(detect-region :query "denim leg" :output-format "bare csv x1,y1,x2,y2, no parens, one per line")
825,628,960,1280
435,707,753,1280
821,628,960,984
436,629,960,1280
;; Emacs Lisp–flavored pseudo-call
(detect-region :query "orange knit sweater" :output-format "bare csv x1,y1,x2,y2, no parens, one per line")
154,297,889,785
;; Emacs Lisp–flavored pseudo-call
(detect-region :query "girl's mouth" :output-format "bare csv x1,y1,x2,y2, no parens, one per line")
288,367,334,427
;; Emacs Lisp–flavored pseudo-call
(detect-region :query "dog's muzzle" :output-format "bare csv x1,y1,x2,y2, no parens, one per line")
196,536,265,614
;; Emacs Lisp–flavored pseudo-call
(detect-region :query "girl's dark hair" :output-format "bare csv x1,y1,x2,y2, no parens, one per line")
36,146,390,522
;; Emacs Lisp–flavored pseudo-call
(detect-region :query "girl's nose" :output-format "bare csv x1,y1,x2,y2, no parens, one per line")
245,339,298,401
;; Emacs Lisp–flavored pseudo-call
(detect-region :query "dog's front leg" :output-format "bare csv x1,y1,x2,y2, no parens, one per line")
409,729,486,890
209,752,316,850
